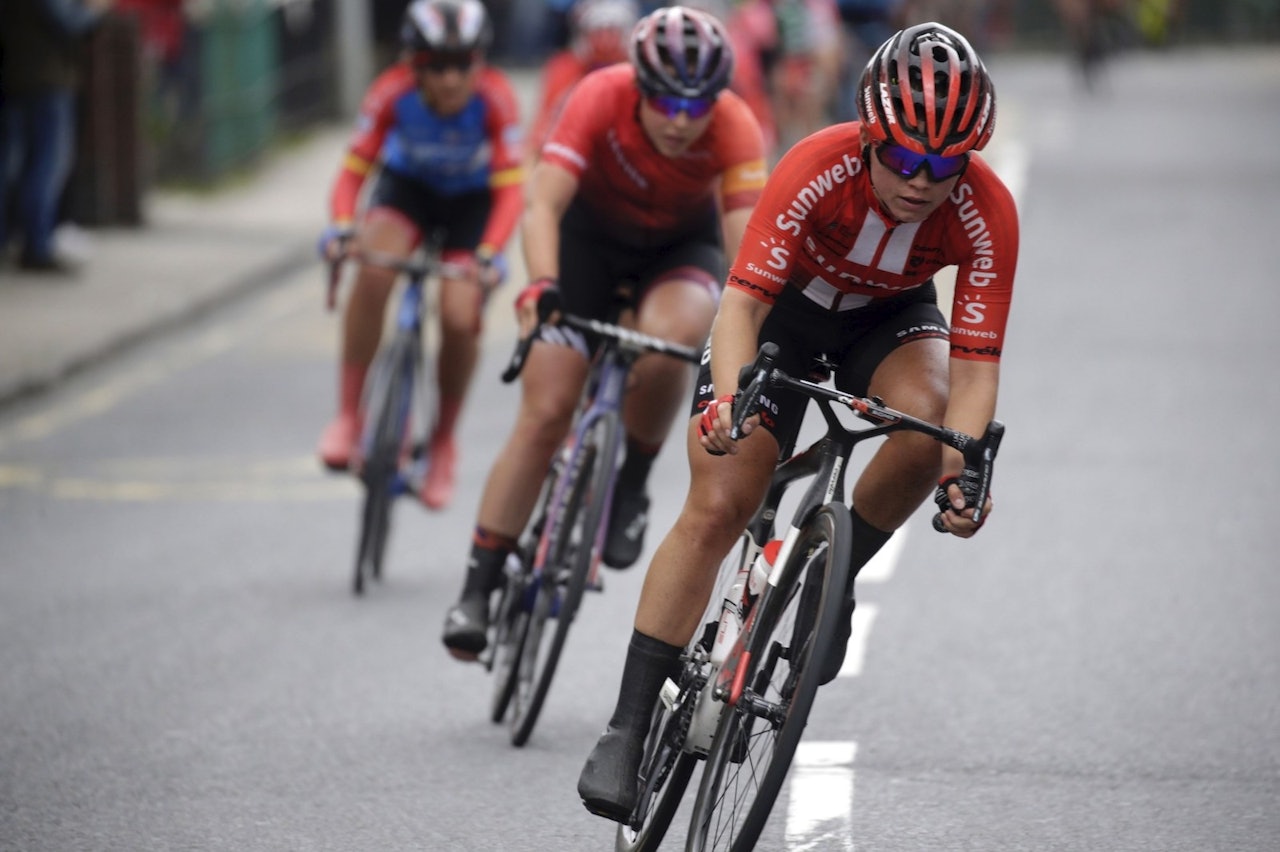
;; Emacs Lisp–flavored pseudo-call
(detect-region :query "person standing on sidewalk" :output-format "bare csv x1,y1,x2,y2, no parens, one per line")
441,5,767,660
0,0,114,272
316,0,524,510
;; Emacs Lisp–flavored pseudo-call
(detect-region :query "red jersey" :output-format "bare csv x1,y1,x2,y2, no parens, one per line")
529,51,595,155
728,124,1019,362
540,64,767,242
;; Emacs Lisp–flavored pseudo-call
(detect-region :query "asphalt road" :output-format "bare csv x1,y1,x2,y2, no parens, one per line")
2,48,1278,851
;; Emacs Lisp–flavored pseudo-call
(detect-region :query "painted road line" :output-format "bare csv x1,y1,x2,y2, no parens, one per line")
786,740,858,851
838,602,879,680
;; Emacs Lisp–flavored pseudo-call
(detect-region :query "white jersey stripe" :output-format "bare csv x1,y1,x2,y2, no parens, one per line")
846,210,886,267
879,221,922,274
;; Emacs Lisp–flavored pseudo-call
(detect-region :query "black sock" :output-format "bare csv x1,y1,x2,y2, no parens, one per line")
607,629,683,734
616,438,659,494
846,507,893,596
461,542,511,598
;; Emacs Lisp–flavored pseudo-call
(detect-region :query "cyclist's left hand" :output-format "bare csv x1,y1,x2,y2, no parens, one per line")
933,470,992,538
477,252,507,292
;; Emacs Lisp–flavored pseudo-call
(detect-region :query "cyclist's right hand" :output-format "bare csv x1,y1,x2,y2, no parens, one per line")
697,392,741,456
514,276,560,338
317,224,355,262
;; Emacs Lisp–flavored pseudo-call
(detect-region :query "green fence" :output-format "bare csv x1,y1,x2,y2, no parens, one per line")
195,0,280,181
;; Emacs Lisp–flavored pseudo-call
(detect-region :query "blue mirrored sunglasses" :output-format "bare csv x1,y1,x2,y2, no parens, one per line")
874,143,969,182
645,93,716,120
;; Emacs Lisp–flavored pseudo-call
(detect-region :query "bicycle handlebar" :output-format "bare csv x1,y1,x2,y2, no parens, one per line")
324,247,478,311
500,302,701,384
731,342,1004,534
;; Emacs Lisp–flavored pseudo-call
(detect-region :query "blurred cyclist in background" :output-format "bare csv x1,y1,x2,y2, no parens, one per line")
527,0,641,157
316,0,524,510
441,5,767,660
578,21,1018,822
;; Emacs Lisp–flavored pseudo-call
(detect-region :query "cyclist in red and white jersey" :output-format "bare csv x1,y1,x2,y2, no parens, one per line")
527,0,640,159
441,5,767,659
315,0,523,510
578,22,1017,822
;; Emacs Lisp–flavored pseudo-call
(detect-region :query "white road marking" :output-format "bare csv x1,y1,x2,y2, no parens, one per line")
858,527,904,584
786,741,858,851
839,602,879,680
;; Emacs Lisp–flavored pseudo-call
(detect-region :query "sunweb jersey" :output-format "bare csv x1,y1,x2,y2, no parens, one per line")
728,123,1019,362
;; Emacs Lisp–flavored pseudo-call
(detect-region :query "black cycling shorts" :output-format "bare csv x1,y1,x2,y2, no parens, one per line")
690,281,949,446
557,199,725,323
365,168,492,252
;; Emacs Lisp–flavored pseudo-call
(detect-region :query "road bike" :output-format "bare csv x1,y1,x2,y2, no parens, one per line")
619,341,1004,852
485,289,702,747
326,245,466,596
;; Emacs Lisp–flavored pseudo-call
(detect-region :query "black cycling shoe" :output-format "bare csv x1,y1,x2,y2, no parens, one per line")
577,724,645,823
818,596,857,685
442,594,489,661
603,489,650,569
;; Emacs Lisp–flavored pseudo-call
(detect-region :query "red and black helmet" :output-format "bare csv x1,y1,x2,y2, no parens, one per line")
857,22,996,157
629,6,734,99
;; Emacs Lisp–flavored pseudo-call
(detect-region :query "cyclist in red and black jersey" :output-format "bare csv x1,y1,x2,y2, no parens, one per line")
441,5,768,659
578,22,1018,822
315,0,523,510
527,0,640,160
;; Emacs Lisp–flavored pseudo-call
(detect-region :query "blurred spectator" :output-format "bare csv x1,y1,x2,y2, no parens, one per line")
114,0,194,119
0,0,114,272
527,0,640,158
830,0,900,122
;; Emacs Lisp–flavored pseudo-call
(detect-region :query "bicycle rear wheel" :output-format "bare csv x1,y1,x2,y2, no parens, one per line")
687,505,852,852
509,415,618,746
353,335,415,595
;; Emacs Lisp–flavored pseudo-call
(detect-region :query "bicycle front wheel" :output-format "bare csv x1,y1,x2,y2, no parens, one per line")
509,414,617,746
489,552,530,724
353,335,414,595
687,505,852,852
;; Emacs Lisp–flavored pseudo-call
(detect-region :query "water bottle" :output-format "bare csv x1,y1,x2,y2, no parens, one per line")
747,539,783,601
709,572,747,666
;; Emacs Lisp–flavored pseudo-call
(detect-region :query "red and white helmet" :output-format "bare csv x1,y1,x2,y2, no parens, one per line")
857,22,996,156
629,5,734,99
572,0,640,67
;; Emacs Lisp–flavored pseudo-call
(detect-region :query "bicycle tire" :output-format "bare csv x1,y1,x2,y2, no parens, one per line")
509,414,618,746
489,553,530,724
353,335,414,595
687,504,852,852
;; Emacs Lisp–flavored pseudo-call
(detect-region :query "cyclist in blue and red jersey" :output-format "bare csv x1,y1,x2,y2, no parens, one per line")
577,22,1018,822
441,6,768,660
316,0,523,510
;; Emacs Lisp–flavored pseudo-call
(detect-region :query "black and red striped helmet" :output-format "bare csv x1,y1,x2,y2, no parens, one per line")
857,22,996,156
